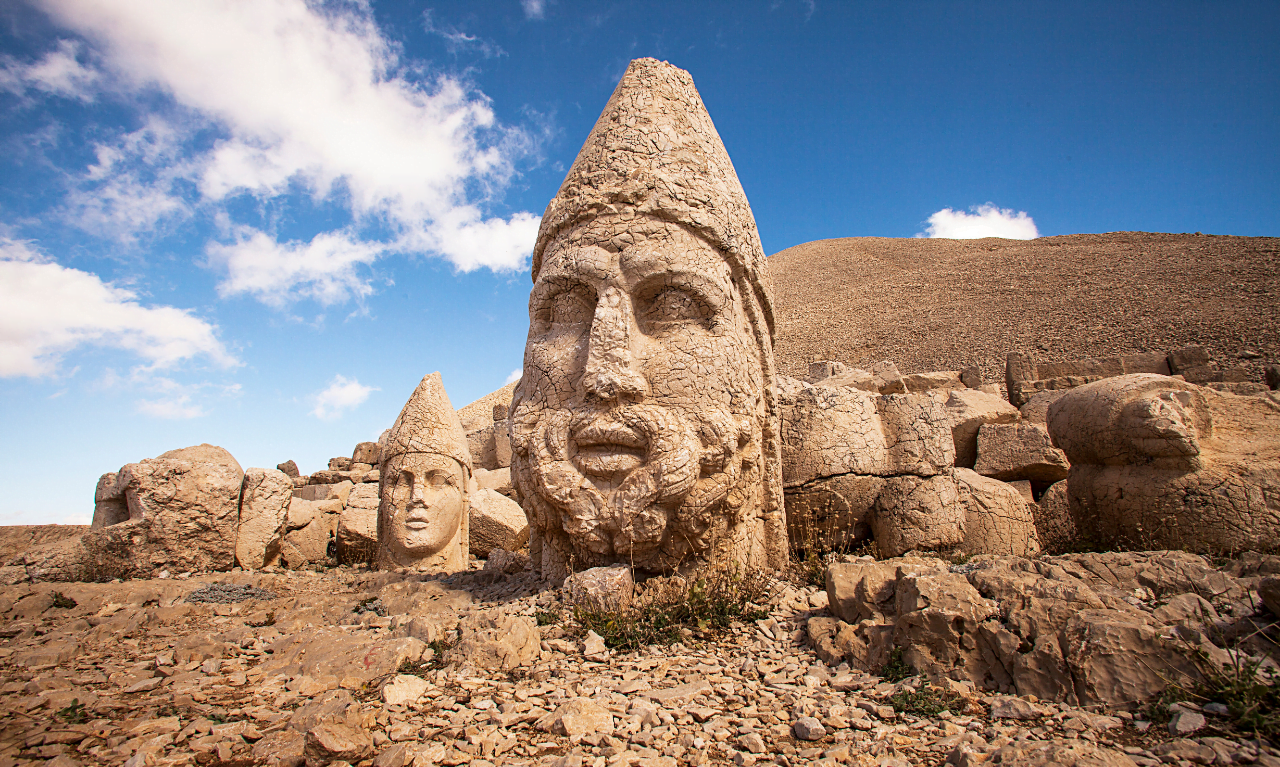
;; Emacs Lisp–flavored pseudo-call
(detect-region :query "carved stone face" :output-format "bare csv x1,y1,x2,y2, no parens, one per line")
378,452,466,570
512,216,766,575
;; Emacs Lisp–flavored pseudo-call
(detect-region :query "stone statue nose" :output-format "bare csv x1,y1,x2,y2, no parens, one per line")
582,286,648,401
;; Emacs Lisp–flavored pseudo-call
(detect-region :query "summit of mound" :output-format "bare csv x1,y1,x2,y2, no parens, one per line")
766,232,1279,383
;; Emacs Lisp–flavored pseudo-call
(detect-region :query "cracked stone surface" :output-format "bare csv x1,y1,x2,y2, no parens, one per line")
510,58,785,581
377,373,473,574
1048,374,1280,554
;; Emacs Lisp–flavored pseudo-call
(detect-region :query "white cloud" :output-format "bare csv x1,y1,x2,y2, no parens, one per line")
208,228,382,308
311,375,377,420
62,513,92,525
40,0,540,306
921,203,1039,240
504,368,522,385
521,0,547,20
0,39,100,100
0,239,236,378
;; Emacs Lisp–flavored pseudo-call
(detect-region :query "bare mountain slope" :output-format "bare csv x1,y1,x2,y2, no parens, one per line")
766,232,1279,383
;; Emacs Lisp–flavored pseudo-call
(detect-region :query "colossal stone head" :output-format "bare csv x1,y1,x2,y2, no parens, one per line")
511,58,787,581
378,372,472,572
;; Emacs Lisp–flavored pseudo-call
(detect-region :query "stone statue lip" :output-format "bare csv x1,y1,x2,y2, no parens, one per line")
571,419,647,477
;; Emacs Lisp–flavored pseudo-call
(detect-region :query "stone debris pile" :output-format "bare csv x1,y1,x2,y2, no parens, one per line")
1,551,1277,766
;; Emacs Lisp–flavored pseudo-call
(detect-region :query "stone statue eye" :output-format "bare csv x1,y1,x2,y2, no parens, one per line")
423,470,452,489
638,285,712,332
536,281,596,328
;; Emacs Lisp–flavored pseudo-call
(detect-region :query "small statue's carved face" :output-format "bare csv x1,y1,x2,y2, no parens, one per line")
380,452,465,561
513,217,764,571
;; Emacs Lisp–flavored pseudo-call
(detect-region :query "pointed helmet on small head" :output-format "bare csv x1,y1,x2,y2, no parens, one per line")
382,372,472,474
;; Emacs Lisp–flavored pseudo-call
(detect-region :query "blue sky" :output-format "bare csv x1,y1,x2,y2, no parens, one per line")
2,0,1277,524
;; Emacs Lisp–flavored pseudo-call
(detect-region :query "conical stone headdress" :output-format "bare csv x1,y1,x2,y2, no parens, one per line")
532,57,775,341
529,57,787,569
383,372,472,473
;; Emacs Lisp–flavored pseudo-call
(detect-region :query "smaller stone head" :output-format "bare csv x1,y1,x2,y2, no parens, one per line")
378,372,472,572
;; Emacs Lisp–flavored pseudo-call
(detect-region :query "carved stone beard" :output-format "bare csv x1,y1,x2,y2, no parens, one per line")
512,399,760,574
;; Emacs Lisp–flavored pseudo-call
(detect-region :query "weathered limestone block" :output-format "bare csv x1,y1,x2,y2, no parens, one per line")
277,460,300,478
1049,374,1280,553
940,389,1022,468
876,394,956,476
236,468,292,569
446,613,540,670
824,360,908,395
954,469,1041,557
511,58,787,581
1034,480,1079,555
870,474,964,557
34,444,245,580
467,488,529,557
779,376,889,485
92,472,126,528
378,372,472,573
806,360,848,383
474,467,514,497
336,483,378,565
975,422,1070,482
563,565,634,612
1063,609,1201,709
351,442,380,465
903,370,965,393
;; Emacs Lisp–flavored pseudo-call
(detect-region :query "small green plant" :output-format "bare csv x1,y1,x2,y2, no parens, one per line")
574,567,771,652
1152,650,1280,739
535,609,561,626
888,684,964,717
879,647,914,682
50,592,77,609
55,699,87,724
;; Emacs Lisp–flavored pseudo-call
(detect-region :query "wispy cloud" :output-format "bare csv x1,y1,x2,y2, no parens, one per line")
423,10,506,58
504,368,522,385
35,0,541,308
311,375,377,420
0,238,236,378
521,0,548,20
0,39,100,101
920,203,1039,240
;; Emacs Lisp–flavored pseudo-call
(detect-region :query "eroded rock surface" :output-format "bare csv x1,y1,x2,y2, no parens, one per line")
511,58,786,581
4,550,1276,767
1049,374,1280,553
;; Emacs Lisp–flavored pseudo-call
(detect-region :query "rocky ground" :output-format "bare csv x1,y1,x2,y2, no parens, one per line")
767,233,1280,384
2,554,1278,767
